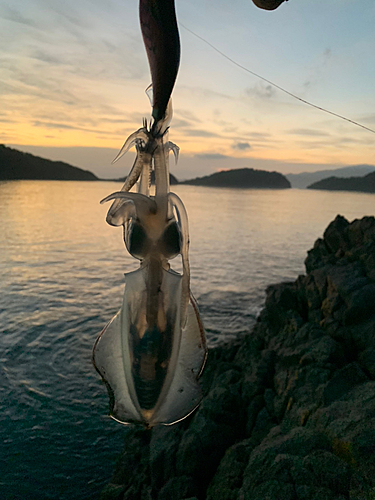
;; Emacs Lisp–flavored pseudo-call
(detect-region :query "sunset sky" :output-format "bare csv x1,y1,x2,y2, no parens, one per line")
1,0,375,180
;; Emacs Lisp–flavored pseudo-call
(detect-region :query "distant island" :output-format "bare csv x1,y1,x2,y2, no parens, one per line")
0,145,98,181
182,167,291,189
307,171,375,193
286,164,375,189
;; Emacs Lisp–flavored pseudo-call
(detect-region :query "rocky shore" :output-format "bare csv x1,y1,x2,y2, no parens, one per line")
100,215,375,500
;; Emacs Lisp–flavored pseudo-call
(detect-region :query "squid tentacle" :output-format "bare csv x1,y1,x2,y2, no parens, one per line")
120,142,150,193
107,142,153,222
167,141,179,164
105,199,134,227
112,127,150,165
101,191,157,215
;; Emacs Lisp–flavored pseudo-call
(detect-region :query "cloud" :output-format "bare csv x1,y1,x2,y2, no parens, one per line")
232,141,251,151
303,47,332,89
33,120,83,130
0,6,39,28
181,85,235,102
245,82,276,100
33,120,111,134
247,131,272,139
174,109,201,123
288,128,330,137
195,153,229,160
30,50,65,65
171,118,191,128
184,129,221,138
360,113,375,125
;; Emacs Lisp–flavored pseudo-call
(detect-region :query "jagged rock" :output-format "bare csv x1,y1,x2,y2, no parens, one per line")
322,362,368,406
101,215,375,500
157,476,198,500
206,440,254,500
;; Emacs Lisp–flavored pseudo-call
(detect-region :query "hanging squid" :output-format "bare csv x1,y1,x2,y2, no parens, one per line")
93,0,207,428
93,90,207,428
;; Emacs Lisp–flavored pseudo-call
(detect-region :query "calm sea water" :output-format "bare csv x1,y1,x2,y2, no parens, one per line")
1,180,374,499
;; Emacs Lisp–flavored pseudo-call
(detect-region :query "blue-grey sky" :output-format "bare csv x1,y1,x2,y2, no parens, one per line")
1,0,375,179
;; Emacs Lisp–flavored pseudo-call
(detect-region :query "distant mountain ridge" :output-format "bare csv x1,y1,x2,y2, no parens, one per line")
0,145,98,181
307,171,375,193
182,168,291,189
286,164,375,189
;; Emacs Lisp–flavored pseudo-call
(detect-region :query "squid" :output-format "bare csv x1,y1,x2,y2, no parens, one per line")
93,93,207,428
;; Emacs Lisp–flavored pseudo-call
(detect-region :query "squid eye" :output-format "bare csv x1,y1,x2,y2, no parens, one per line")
125,221,151,260
159,221,181,259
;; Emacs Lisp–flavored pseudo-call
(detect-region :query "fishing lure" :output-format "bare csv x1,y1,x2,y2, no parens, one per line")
93,95,207,428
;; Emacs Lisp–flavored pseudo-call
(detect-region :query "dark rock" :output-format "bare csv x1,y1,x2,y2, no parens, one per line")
343,283,375,325
301,450,351,494
241,349,276,401
107,428,150,498
305,239,332,273
157,476,198,500
245,395,264,435
323,215,350,254
100,483,125,500
323,363,368,406
206,440,254,500
150,424,185,490
250,407,275,444
358,347,375,378
240,479,296,500
240,429,332,495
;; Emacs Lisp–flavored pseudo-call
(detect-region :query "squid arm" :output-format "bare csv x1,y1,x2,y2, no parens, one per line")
101,191,156,228
167,141,179,164
105,124,153,225
112,127,150,165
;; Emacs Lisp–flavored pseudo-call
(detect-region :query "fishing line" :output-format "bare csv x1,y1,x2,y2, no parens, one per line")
180,23,375,135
